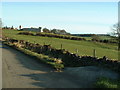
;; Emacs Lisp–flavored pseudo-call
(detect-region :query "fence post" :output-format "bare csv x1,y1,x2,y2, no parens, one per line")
76,49,78,54
61,44,62,49
93,49,96,57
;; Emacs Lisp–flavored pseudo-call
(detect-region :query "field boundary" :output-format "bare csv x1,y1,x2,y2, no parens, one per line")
18,31,118,44
3,37,120,73
18,31,86,41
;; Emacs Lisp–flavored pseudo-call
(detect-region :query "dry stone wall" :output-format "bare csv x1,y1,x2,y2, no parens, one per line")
3,37,120,73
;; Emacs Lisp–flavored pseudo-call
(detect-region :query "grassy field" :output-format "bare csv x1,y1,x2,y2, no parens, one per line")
81,37,92,40
81,35,116,41
2,29,119,60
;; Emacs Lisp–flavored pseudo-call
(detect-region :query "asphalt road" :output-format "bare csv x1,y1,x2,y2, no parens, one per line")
2,43,119,88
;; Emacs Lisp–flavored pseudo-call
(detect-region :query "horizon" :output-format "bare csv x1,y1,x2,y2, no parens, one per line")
2,2,118,34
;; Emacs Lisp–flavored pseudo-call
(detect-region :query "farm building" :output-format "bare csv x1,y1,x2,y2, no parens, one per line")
21,27,41,32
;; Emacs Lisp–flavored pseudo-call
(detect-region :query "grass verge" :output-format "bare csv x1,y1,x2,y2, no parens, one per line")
94,77,120,88
3,41,64,71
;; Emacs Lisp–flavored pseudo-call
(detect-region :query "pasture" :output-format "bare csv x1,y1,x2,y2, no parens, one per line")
2,29,119,60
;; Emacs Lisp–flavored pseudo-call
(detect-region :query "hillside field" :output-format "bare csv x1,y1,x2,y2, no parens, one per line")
2,29,119,60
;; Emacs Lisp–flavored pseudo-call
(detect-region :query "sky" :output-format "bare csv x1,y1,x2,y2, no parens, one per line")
2,1,118,34
2,0,120,2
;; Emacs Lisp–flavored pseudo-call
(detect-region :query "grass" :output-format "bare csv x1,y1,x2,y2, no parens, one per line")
83,37,92,40
2,29,119,60
95,77,120,88
81,36,112,41
83,35,118,43
99,36,114,40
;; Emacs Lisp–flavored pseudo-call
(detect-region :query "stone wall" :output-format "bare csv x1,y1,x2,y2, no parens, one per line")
3,37,120,73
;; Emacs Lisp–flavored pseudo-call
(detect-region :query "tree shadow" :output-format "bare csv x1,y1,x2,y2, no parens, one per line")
19,72,83,88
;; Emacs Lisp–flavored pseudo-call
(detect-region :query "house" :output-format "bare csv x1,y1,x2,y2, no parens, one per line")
21,27,41,32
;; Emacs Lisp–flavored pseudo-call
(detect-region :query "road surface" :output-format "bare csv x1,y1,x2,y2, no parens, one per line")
2,43,119,88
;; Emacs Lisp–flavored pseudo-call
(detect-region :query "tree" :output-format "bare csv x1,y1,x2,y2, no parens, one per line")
51,29,69,35
43,28,50,33
11,26,14,29
111,23,120,51
39,27,42,32
0,18,2,29
51,29,57,33
19,25,22,30
5,26,8,29
112,23,120,36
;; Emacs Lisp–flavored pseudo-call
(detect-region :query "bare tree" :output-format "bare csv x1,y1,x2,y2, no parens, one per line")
0,18,2,38
0,18,2,29
112,23,120,51
112,23,120,36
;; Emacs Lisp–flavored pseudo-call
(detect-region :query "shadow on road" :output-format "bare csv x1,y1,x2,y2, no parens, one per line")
19,72,79,88
2,44,83,88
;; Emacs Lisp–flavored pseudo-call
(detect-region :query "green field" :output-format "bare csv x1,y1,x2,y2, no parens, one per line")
2,29,119,60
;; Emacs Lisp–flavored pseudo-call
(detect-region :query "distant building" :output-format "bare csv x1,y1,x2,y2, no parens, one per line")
21,27,41,32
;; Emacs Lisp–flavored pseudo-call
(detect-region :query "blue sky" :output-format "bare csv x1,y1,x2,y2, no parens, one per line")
2,2,118,34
